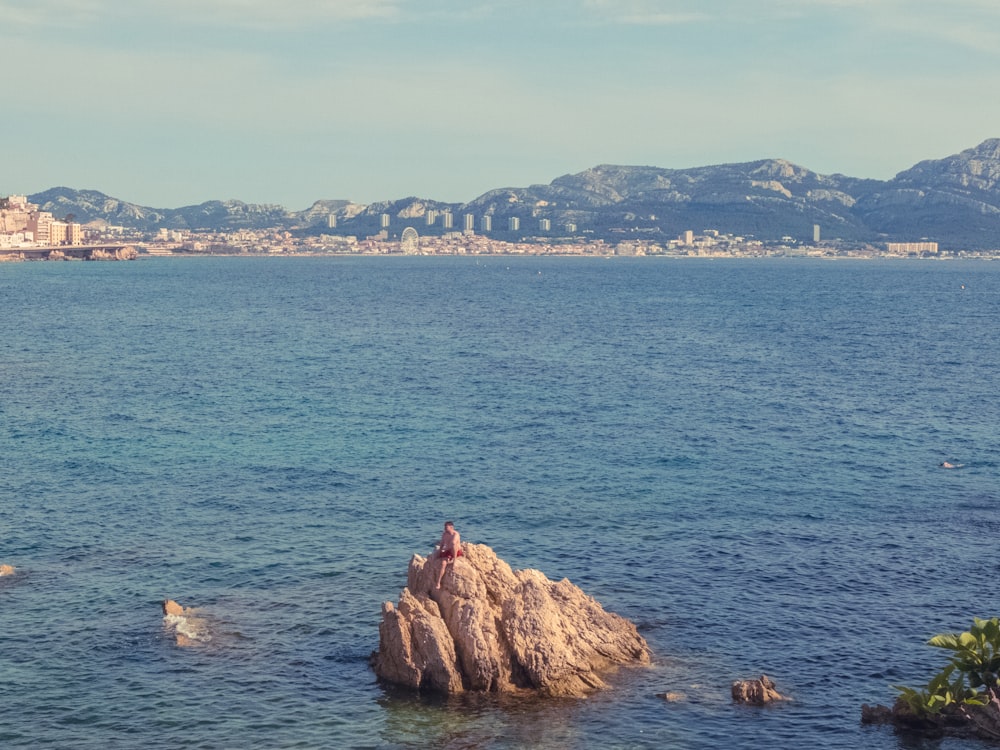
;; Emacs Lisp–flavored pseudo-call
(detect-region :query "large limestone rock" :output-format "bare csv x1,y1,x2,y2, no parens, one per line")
372,543,651,697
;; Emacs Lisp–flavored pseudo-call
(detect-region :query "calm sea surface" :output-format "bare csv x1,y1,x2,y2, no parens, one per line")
1,256,998,749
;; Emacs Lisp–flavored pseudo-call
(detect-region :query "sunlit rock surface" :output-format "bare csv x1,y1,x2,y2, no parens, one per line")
372,543,650,697
731,674,789,705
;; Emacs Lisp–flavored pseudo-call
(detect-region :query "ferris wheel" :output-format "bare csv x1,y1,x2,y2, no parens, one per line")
401,226,419,254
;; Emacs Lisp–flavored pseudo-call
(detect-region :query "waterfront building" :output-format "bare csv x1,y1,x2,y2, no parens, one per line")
615,242,636,256
28,212,54,244
887,241,938,254
49,221,69,245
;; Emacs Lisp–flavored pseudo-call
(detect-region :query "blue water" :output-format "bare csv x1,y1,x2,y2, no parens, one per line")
1,256,998,749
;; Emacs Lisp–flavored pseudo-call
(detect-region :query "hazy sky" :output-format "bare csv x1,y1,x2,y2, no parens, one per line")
3,0,998,208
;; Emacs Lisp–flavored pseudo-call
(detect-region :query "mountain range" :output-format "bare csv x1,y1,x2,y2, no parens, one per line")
28,138,1000,249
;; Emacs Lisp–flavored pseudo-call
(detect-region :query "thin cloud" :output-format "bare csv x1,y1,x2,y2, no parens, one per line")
139,0,401,29
580,0,1000,55
0,0,102,27
870,3,1000,55
583,0,711,24
1,0,403,30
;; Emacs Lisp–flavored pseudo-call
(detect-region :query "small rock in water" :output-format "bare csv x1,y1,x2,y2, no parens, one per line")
657,691,687,702
731,674,789,705
162,599,211,647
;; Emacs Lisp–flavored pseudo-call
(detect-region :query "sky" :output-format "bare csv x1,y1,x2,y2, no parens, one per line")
2,0,999,209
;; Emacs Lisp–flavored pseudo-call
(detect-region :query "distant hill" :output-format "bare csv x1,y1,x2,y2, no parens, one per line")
461,160,884,243
27,139,1000,248
854,139,1000,249
29,187,297,231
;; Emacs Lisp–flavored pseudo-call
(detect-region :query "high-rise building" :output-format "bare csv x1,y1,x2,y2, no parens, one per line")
442,212,454,229
508,217,519,231
481,215,492,232
28,212,54,244
327,214,337,229
426,210,437,226
464,213,475,231
813,224,821,243
380,213,391,229
539,218,551,232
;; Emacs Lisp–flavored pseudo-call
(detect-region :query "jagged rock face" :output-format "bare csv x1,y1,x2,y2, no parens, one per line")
372,543,651,697
894,138,1000,195
731,674,788,705
854,139,1000,244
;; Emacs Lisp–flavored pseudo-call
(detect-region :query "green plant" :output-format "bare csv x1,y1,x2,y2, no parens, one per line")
928,617,1000,698
893,617,1000,738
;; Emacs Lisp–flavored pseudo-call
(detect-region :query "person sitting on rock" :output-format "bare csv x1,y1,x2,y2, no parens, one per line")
435,521,463,590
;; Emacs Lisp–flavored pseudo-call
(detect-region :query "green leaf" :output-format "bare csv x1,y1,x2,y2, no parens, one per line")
930,633,961,650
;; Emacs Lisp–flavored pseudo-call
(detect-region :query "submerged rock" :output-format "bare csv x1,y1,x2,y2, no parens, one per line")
731,674,789,705
162,599,211,647
657,691,688,702
372,543,651,697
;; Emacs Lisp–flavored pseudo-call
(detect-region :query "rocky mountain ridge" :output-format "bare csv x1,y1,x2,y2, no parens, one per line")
26,139,1000,248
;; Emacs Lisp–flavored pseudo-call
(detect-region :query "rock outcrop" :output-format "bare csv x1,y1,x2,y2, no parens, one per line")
162,599,211,647
372,543,651,697
0,564,15,576
862,697,1000,742
731,674,789,705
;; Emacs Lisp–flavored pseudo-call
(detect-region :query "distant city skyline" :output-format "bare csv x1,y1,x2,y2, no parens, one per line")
3,0,999,209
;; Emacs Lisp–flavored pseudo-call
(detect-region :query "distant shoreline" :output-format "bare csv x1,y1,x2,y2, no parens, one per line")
4,247,999,262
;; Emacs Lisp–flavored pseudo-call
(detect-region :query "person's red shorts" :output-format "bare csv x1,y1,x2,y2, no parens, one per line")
440,548,463,562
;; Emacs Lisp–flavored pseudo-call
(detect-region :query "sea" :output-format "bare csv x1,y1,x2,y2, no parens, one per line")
1,255,998,750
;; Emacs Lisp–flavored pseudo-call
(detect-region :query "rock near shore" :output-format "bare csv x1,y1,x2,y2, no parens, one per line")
731,674,789,705
372,543,651,697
